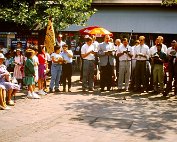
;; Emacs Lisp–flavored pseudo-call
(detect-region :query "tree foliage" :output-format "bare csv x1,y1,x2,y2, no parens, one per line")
0,0,96,31
162,0,177,6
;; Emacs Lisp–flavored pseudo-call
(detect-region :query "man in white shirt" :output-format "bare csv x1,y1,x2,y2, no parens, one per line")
134,36,149,92
149,38,167,57
116,38,133,91
163,40,176,96
157,36,167,54
56,34,66,52
0,42,8,55
129,40,139,90
81,37,95,91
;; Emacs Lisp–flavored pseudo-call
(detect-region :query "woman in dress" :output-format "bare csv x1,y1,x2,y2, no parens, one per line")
13,49,25,89
0,53,20,106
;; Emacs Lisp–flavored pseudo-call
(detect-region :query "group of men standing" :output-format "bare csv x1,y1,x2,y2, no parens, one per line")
81,34,177,97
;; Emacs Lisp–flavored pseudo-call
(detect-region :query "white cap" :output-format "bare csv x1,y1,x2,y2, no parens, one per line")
84,35,90,38
0,53,5,59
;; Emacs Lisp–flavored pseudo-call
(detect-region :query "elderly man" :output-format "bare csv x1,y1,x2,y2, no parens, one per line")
56,34,66,51
116,38,133,91
97,35,115,92
134,36,150,92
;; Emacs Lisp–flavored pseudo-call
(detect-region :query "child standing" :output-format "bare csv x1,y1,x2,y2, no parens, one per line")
49,45,63,93
38,45,48,95
61,44,73,92
13,49,24,89
24,49,40,99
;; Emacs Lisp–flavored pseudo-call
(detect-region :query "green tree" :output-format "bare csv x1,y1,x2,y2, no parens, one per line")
0,0,96,31
162,0,177,6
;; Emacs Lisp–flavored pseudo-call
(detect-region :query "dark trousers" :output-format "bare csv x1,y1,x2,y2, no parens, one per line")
62,63,72,89
135,60,147,90
174,63,177,95
165,62,175,94
115,58,119,81
100,64,113,90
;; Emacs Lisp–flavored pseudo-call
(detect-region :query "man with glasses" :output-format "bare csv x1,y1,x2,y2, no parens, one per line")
116,38,133,91
134,36,150,92
56,34,66,52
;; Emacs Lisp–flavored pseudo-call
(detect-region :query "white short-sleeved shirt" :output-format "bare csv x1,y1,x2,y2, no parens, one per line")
134,44,149,61
131,46,137,60
51,53,63,64
162,44,167,54
14,55,24,65
150,45,167,57
167,47,176,56
115,43,123,52
81,43,95,60
61,50,73,63
117,45,133,61
45,52,51,61
32,55,39,70
56,40,66,52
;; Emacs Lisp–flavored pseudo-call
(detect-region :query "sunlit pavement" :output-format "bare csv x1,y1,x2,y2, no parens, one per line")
1,73,177,142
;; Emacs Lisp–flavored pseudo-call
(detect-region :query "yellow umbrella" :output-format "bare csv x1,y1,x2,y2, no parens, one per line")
88,27,113,37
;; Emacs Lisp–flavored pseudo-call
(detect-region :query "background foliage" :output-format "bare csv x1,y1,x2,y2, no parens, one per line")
0,0,96,31
162,0,177,6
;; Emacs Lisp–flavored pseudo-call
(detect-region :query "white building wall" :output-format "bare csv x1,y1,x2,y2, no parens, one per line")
64,7,177,34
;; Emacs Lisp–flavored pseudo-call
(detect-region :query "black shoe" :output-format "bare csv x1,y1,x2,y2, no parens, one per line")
82,89,86,92
152,90,158,94
55,89,60,92
68,88,71,92
162,91,167,96
89,88,94,91
100,88,104,92
63,88,66,92
107,87,111,91
49,88,54,93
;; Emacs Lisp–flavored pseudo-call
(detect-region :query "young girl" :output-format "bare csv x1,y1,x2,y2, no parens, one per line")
24,49,40,99
38,45,48,95
31,46,39,90
49,45,63,93
13,49,24,89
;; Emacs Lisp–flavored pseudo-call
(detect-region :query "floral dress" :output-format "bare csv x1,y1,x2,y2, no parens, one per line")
0,64,20,91
13,55,24,79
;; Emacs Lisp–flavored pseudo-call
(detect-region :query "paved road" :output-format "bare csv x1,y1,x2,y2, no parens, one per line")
1,73,177,142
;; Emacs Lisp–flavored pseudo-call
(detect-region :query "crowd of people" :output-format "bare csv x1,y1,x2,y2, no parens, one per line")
0,33,177,110
81,34,177,97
